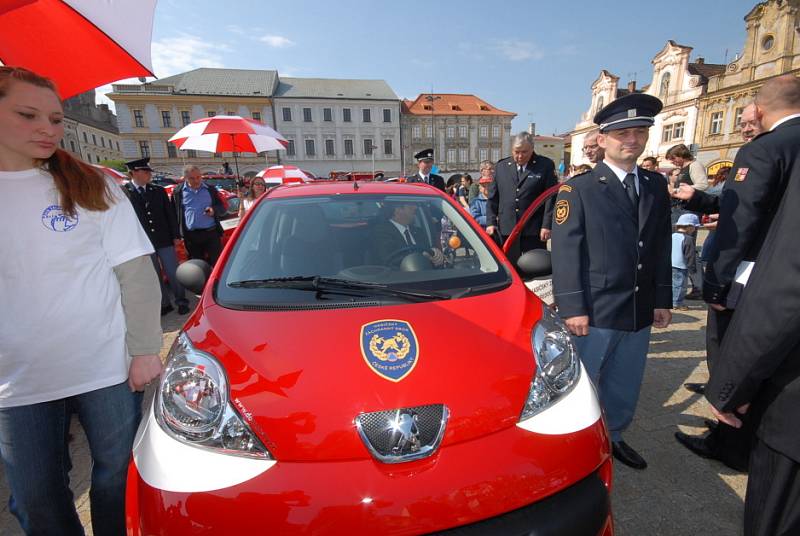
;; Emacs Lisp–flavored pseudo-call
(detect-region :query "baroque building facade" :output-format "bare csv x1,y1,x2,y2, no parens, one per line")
61,89,123,164
401,94,515,175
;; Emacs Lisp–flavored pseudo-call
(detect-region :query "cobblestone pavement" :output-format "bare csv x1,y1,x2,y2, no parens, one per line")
0,297,747,535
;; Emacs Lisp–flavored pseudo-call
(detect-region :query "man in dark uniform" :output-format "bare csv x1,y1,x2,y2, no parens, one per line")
123,158,189,315
551,93,673,470
407,149,445,191
672,75,800,472
486,131,557,266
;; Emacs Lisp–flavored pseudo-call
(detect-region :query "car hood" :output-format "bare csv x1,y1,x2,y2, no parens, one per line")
187,284,542,462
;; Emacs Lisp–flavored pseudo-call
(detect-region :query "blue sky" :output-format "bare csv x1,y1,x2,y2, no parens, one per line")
104,0,759,135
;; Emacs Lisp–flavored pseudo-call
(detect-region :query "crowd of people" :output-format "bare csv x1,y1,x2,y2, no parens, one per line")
1,60,799,535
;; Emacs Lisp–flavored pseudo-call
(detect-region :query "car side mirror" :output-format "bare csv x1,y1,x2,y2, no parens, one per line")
516,249,552,280
176,259,212,295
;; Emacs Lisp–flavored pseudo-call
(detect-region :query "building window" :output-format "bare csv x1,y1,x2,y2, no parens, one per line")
762,35,774,51
425,125,433,138
100,137,105,148
82,131,88,142
459,125,467,138
661,125,673,143
343,108,352,122
70,140,76,153
323,108,332,122
710,111,724,135
181,111,191,126
162,110,172,128
447,149,456,163
363,138,374,155
167,143,177,158
383,139,393,155
491,148,500,161
412,125,421,138
282,107,292,121
362,108,371,122
446,126,455,138
92,134,97,145
325,139,335,156
383,108,391,123
305,139,315,156
252,111,261,121
116,141,120,151
186,149,197,158
207,110,216,117
286,139,296,156
734,107,744,129
133,109,144,127
479,125,488,138
660,72,671,99
60,140,65,149
226,111,234,117
459,148,468,162
479,148,488,161
492,125,500,138
672,121,684,140
596,96,604,114
139,141,150,158
344,138,354,156
303,108,312,122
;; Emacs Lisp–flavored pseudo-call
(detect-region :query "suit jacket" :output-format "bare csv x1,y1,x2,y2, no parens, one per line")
371,220,430,265
706,162,800,462
407,172,445,192
486,154,557,237
171,181,226,237
697,117,800,305
123,182,179,249
551,163,672,331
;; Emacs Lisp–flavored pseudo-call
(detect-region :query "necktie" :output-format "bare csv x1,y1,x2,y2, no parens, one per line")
623,173,639,208
403,228,414,246
137,186,146,196
422,175,429,184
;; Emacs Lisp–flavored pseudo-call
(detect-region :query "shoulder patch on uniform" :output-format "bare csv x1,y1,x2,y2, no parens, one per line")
559,184,573,193
555,199,570,225
734,168,749,182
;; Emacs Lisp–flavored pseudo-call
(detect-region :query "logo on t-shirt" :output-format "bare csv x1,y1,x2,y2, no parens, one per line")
41,205,79,232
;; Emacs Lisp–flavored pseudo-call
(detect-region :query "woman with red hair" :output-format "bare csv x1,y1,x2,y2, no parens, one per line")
0,67,163,534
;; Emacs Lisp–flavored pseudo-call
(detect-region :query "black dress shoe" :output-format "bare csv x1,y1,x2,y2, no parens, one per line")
684,290,702,300
704,418,718,431
612,441,647,470
684,382,706,395
675,431,717,459
177,304,190,315
160,305,174,316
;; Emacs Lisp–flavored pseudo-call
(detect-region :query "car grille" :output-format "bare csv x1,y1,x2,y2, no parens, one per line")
356,404,448,463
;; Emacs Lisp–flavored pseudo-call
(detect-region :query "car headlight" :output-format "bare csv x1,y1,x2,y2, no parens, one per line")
520,306,581,421
155,333,272,459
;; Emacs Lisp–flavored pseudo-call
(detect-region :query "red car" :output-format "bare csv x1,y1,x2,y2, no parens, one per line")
127,181,612,535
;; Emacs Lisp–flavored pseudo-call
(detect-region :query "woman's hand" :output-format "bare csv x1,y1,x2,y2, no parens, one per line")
128,354,164,391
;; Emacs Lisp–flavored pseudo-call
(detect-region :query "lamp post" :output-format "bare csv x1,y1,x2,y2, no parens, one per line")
425,93,441,153
368,141,378,179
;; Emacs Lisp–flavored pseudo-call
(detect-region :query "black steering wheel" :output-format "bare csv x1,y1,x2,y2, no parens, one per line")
385,245,432,269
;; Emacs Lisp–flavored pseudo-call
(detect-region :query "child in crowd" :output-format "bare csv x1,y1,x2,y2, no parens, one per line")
671,213,700,310
469,176,492,228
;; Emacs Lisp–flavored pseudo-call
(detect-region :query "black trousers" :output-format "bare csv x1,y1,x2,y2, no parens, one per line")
745,437,800,536
183,228,222,266
707,307,755,471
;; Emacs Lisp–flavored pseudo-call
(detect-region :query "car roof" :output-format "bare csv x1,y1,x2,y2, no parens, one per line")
265,180,445,199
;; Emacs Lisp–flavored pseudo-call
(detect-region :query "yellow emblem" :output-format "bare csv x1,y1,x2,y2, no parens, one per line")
734,167,749,182
555,199,570,225
559,184,573,193
368,332,412,362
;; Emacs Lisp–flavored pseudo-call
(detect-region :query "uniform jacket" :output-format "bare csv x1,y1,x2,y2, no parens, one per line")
690,116,800,305
551,163,672,331
171,181,226,237
706,162,800,462
486,154,557,237
407,172,445,192
123,182,180,249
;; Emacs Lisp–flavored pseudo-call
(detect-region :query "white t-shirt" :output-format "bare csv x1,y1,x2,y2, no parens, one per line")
0,168,154,407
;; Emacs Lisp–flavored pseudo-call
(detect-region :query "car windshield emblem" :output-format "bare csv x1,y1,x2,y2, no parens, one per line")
356,404,448,464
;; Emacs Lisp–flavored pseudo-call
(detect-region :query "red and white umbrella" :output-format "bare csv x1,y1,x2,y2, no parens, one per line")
0,0,156,100
168,116,288,154
256,165,311,185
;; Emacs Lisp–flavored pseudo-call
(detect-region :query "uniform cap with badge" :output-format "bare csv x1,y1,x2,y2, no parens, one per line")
125,157,153,172
594,93,663,133
414,148,434,162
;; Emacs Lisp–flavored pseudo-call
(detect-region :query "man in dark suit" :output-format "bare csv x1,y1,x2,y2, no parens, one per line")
485,131,557,266
123,158,189,316
551,93,673,470
406,149,445,191
371,201,444,267
673,75,800,472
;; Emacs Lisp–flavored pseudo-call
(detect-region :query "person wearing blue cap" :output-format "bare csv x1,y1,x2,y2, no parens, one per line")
551,92,672,470
672,213,701,311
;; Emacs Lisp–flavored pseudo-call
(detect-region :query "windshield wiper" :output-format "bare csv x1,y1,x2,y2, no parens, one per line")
227,276,451,301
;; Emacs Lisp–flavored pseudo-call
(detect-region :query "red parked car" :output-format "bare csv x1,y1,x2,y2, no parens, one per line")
127,181,612,535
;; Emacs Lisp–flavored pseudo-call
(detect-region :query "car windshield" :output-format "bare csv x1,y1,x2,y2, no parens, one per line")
217,194,510,306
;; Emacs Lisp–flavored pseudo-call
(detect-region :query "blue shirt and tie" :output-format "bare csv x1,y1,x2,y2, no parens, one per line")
182,184,216,231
